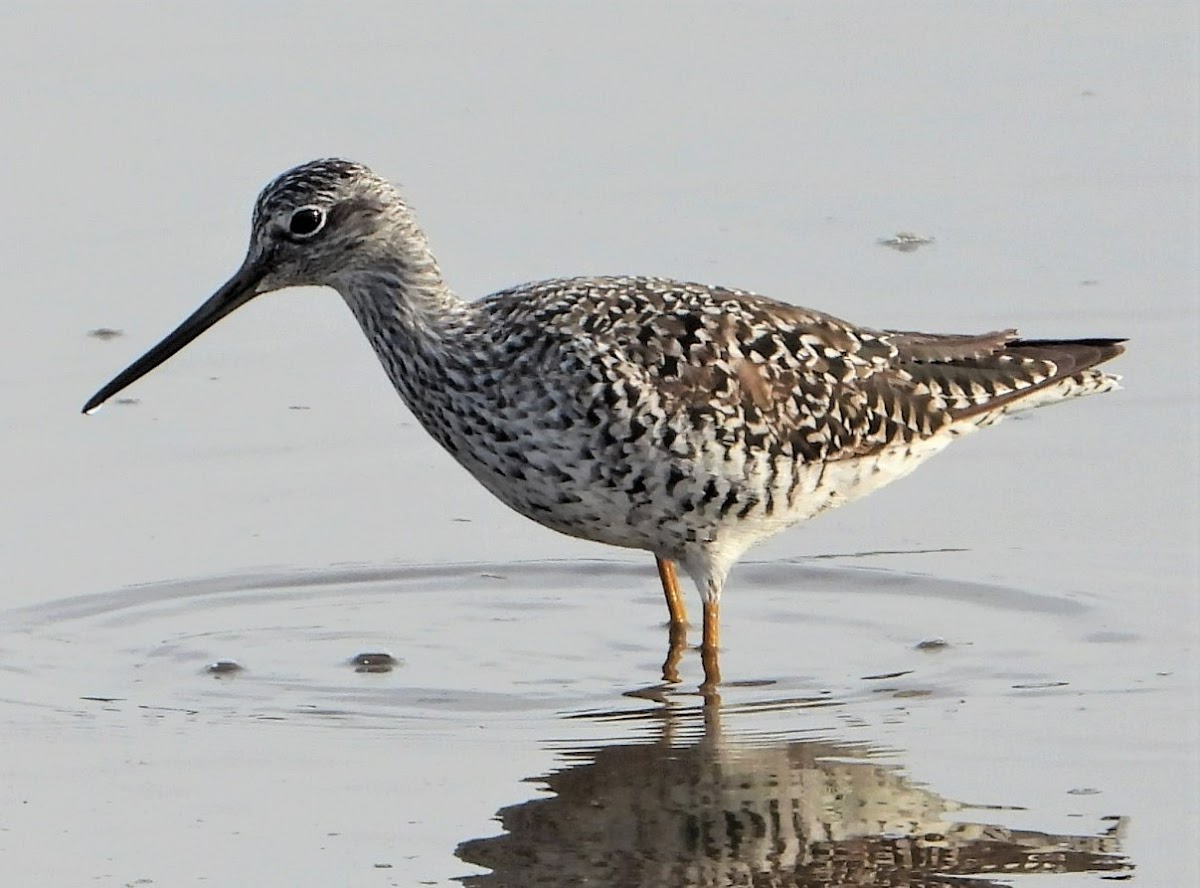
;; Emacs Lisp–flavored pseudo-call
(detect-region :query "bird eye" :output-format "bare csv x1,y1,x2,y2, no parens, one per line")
288,206,326,238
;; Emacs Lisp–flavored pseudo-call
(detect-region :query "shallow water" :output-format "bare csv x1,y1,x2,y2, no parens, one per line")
0,559,1161,883
0,559,1132,719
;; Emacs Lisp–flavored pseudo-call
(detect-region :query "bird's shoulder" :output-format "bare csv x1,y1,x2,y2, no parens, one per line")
471,277,947,461
467,276,1042,461
476,275,897,375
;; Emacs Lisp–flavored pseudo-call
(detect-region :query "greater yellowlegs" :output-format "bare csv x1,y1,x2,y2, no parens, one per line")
83,159,1125,689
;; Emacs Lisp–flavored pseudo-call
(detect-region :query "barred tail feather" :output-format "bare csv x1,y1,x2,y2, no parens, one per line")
952,338,1124,419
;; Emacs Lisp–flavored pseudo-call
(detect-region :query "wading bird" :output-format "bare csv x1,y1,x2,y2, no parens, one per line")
84,159,1125,690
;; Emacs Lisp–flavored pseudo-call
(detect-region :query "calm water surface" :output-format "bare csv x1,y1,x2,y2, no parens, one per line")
1,560,1145,884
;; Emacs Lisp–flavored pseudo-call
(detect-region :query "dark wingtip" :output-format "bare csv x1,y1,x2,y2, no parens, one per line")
1007,337,1127,373
1010,337,1127,348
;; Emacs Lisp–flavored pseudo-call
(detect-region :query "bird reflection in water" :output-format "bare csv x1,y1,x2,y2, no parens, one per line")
457,700,1129,886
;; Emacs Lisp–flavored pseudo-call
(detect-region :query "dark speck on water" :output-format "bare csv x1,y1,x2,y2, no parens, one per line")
350,652,400,673
915,637,949,651
206,659,243,676
861,669,913,680
87,328,124,340
1012,680,1070,690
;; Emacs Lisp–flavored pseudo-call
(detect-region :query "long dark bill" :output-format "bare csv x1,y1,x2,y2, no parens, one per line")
82,260,265,414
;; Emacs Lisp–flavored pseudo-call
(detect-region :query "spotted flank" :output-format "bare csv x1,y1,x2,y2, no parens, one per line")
387,276,1124,581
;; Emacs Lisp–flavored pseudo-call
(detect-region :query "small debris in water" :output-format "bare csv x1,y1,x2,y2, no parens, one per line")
1011,680,1069,689
877,231,935,252
350,651,400,673
861,669,913,680
1067,787,1102,795
288,405,311,410
139,703,199,715
80,695,124,703
915,637,949,651
206,659,244,676
114,397,140,406
373,863,393,869
87,328,124,340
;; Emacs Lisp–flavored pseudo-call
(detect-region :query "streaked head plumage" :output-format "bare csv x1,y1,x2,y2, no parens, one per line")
242,158,415,292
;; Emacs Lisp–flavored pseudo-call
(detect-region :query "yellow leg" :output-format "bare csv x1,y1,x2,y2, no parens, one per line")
656,556,688,625
656,557,689,684
700,598,721,694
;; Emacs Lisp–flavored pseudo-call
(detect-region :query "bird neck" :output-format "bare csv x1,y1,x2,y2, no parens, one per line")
338,214,468,336
331,223,469,412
